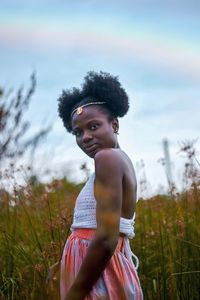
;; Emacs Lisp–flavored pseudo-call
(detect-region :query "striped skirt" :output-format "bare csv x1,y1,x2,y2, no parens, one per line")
60,229,143,300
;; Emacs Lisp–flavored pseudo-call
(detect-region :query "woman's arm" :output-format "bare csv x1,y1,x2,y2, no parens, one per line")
64,149,123,300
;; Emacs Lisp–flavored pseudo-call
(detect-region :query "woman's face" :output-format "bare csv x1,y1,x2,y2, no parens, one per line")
71,106,119,158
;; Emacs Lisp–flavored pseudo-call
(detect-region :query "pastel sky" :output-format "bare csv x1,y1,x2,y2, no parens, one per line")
1,0,200,195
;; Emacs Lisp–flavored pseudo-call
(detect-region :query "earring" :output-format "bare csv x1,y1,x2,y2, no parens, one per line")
115,129,119,135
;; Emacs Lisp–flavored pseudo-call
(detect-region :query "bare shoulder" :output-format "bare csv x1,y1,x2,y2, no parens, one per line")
94,149,123,179
94,148,123,168
95,148,122,162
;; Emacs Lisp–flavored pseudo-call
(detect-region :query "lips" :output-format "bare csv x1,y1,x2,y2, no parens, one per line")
84,143,98,153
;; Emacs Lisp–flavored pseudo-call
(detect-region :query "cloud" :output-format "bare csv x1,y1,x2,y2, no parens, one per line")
1,21,200,84
1,3,199,193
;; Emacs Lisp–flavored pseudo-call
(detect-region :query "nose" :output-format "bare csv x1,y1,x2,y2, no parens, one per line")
82,130,93,144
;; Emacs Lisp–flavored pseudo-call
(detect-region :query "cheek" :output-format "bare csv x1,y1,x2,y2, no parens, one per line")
103,128,115,142
75,137,82,148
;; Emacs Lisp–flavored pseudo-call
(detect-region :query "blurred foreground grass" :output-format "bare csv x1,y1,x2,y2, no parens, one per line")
0,177,199,300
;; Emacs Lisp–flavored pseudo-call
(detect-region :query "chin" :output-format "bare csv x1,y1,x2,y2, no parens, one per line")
86,148,100,159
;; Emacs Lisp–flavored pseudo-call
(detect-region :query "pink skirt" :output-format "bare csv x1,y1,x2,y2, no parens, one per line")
60,229,143,300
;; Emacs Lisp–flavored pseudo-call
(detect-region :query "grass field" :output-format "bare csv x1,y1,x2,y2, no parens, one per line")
0,173,199,300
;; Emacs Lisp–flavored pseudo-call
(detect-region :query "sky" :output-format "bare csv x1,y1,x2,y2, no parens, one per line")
0,0,200,196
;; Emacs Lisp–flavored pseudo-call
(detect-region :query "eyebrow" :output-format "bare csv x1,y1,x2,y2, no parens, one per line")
72,119,101,130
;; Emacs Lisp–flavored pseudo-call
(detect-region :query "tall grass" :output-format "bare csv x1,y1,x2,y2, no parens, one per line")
134,185,200,300
0,178,80,300
0,175,199,299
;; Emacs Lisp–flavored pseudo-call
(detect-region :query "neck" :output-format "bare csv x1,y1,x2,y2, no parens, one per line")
115,142,120,148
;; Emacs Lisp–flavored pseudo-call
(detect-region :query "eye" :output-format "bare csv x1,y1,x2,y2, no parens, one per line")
90,123,99,130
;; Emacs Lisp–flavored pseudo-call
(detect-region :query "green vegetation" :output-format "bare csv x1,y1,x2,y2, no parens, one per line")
0,173,199,300
134,187,200,300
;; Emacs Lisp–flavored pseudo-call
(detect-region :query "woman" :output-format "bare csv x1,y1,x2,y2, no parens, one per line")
48,71,143,299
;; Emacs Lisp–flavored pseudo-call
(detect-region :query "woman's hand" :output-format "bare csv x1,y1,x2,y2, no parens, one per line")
65,290,109,300
64,290,85,300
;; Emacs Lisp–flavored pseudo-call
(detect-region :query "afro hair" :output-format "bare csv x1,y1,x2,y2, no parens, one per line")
57,71,129,132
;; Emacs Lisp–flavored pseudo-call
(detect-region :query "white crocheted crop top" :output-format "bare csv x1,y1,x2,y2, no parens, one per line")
71,173,137,239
